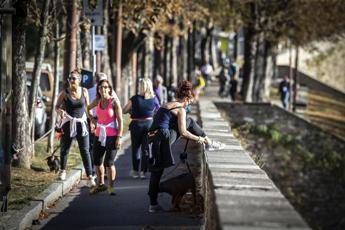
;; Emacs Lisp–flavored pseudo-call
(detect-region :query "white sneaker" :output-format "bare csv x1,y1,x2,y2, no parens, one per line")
130,170,139,179
140,171,146,179
148,204,164,213
57,170,66,180
88,176,96,187
206,140,226,151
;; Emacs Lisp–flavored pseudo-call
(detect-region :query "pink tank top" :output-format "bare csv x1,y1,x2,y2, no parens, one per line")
95,98,118,137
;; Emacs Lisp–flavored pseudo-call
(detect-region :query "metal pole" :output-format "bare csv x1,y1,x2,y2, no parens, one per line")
91,25,96,74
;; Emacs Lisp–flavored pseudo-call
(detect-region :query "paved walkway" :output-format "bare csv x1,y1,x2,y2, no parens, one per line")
33,143,202,229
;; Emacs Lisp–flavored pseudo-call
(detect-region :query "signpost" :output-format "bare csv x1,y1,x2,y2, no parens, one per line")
83,0,104,73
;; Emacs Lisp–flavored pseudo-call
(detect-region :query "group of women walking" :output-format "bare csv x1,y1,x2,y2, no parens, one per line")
55,69,224,210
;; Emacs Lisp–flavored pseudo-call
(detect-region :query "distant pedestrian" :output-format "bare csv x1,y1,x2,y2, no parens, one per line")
87,77,123,195
279,75,290,109
55,69,96,187
229,75,238,102
193,69,206,101
123,78,160,179
218,67,230,97
201,61,213,86
153,75,168,106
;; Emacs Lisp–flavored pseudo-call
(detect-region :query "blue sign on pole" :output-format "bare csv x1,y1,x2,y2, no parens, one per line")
81,69,94,89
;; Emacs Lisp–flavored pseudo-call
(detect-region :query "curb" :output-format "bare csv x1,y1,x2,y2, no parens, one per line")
3,132,130,230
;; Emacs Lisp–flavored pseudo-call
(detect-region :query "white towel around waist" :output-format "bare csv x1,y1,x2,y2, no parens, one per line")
59,113,89,138
97,122,117,146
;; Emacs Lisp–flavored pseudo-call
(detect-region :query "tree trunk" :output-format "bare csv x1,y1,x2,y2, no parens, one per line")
107,0,116,86
153,35,162,80
171,36,178,86
29,0,51,148
209,27,218,70
80,15,91,70
12,0,31,168
63,0,79,82
288,42,293,111
115,1,122,97
241,27,255,102
163,35,169,84
187,29,192,81
264,50,276,102
292,45,299,112
252,33,268,102
102,2,111,79
48,5,60,154
145,34,154,79
131,52,137,95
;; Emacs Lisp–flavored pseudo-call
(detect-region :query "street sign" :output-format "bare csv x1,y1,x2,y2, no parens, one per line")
81,69,94,89
93,35,105,51
83,0,103,26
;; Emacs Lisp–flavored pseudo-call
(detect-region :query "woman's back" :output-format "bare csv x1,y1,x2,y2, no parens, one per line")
131,95,159,119
150,103,182,130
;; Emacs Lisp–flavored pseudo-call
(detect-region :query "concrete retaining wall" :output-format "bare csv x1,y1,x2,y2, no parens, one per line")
198,100,310,229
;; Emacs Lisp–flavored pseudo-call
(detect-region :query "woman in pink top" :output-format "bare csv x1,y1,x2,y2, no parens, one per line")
87,78,123,195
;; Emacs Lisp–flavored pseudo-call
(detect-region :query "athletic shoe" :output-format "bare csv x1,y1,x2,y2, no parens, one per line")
88,176,96,187
57,170,66,180
148,204,164,213
89,184,107,195
108,186,116,196
140,171,146,179
130,170,139,179
206,140,226,151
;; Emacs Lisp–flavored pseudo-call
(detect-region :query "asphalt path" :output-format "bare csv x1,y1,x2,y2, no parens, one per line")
34,142,202,230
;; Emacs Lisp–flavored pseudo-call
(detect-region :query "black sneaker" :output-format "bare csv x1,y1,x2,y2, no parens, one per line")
89,184,107,195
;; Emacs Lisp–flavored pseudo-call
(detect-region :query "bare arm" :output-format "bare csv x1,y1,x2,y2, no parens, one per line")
55,91,65,111
113,98,123,137
177,108,200,142
122,100,132,114
82,88,93,119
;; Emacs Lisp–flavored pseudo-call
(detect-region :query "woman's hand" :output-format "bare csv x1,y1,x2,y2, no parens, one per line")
115,137,121,149
90,118,97,132
197,136,206,144
58,109,65,119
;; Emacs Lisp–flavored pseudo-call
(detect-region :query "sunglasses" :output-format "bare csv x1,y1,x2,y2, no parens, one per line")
68,77,79,81
99,85,110,89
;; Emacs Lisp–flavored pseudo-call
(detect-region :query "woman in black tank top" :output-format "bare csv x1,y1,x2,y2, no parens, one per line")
147,80,225,213
55,69,95,187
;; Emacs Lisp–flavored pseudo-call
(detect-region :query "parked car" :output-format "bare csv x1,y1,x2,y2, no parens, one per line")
25,62,54,113
26,82,48,139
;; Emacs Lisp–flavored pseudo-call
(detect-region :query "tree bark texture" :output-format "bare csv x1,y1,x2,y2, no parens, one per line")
252,33,268,102
292,45,299,112
63,0,79,82
80,15,91,70
241,27,255,101
48,6,61,154
12,0,31,168
115,1,122,96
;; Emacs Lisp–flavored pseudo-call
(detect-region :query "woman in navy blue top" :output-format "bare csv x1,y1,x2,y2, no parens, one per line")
147,80,225,213
123,78,160,179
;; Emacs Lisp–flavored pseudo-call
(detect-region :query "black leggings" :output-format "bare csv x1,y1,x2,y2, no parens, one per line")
60,122,92,177
93,136,118,167
148,117,205,205
130,120,152,172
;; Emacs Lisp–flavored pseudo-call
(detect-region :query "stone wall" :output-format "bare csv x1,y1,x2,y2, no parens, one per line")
198,99,309,229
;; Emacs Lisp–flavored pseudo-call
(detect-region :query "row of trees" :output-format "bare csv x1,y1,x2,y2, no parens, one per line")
12,0,214,168
224,0,345,107
12,0,345,168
